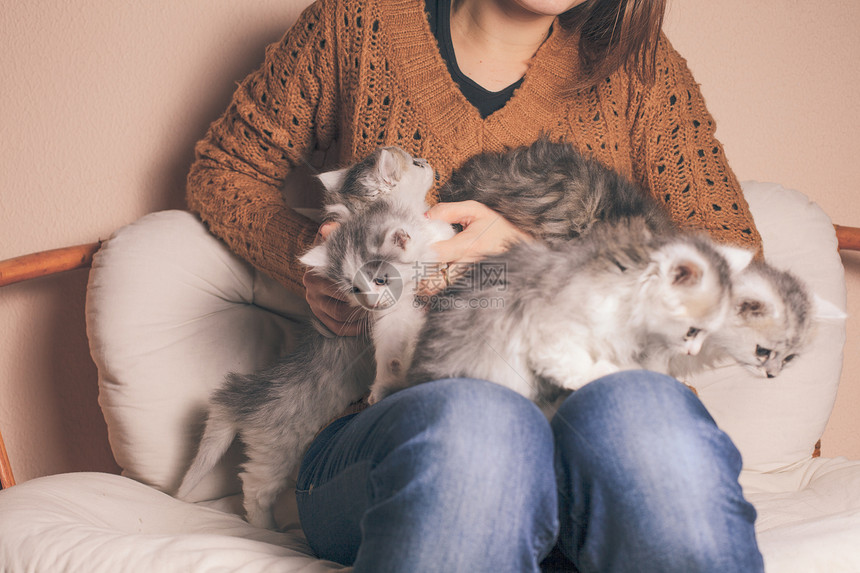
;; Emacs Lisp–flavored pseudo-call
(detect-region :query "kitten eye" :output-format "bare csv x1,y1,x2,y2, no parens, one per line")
373,276,389,286
685,327,701,340
783,354,797,364
755,345,771,359
352,286,362,294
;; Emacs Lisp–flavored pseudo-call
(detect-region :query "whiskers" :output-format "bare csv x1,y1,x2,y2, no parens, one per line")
330,283,373,335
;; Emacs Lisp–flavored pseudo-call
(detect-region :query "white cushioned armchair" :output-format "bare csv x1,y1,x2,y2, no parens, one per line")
1,182,859,572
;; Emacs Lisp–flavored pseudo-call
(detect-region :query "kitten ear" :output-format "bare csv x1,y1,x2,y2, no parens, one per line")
391,228,411,250
317,167,348,192
299,244,329,269
715,245,754,274
812,293,847,321
377,148,403,188
671,260,703,287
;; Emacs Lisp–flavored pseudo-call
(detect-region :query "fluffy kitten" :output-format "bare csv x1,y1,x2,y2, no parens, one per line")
668,260,814,380
301,200,454,403
318,146,433,223
442,138,818,381
177,147,449,528
407,219,754,409
176,320,374,529
441,138,674,240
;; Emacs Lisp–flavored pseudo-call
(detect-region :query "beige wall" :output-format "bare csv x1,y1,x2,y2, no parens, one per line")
662,1,860,460
2,0,858,483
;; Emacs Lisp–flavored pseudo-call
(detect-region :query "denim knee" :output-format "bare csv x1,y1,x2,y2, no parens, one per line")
357,378,560,572
552,370,762,572
368,378,558,525
376,377,553,470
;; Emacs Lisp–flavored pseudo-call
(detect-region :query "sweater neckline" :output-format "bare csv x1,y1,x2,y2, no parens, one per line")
434,0,523,98
381,0,582,146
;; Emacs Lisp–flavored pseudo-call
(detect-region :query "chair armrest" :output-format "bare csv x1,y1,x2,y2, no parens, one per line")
835,225,860,252
0,242,101,288
0,242,101,488
0,428,13,489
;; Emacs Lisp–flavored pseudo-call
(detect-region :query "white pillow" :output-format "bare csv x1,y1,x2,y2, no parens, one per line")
0,473,334,573
86,211,310,501
690,182,847,477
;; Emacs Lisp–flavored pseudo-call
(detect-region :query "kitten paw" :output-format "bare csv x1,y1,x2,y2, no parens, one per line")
368,384,394,405
367,390,383,405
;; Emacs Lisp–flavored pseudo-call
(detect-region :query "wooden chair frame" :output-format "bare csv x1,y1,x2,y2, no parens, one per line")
0,242,100,490
2,225,860,490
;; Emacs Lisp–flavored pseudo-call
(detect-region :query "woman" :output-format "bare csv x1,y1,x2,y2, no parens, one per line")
186,0,765,570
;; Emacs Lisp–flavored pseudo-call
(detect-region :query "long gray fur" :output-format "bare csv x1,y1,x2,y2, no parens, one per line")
442,137,674,240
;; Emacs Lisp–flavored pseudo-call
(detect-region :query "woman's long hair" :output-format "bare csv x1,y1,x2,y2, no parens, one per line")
561,0,667,88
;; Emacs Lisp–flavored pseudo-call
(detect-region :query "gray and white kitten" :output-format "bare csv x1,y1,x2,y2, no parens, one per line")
443,139,817,379
441,137,675,240
176,147,448,529
668,260,814,380
318,146,433,223
407,218,754,410
301,199,454,404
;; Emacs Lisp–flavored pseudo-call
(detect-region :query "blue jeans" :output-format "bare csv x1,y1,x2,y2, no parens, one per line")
296,372,763,572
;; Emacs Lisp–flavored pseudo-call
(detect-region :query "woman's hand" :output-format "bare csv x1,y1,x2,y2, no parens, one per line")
426,200,532,263
422,200,532,293
302,221,367,337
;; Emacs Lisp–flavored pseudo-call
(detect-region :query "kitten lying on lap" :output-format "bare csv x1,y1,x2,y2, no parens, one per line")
406,218,754,409
441,137,675,239
424,139,815,393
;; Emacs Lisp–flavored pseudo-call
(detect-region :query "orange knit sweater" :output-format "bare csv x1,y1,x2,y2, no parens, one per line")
186,0,762,294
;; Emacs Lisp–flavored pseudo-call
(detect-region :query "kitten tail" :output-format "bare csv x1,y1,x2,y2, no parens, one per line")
175,408,236,500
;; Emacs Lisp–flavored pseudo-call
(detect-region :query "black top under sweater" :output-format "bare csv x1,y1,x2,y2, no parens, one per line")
424,0,523,118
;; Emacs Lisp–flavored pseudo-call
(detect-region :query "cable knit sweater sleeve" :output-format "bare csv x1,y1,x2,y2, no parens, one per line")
630,35,763,255
186,0,339,294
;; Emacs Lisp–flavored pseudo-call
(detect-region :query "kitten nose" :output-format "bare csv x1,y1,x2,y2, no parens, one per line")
767,372,776,379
